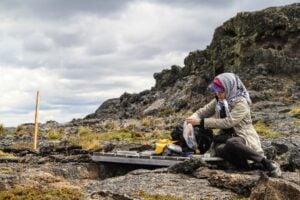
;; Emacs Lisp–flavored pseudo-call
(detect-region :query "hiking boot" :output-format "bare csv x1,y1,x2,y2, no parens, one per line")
262,158,282,177
267,161,282,177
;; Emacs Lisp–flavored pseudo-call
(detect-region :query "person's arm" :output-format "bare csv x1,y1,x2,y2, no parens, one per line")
186,99,216,125
204,99,249,129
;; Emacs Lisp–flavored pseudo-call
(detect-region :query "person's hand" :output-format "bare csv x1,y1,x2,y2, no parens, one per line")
186,117,200,125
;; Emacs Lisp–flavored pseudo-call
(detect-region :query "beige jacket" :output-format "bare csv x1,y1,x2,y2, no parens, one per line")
192,96,264,156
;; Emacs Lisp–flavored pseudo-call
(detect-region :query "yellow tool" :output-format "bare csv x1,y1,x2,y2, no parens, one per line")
154,139,177,154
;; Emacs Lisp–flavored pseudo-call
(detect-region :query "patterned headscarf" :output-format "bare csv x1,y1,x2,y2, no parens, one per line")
214,73,252,105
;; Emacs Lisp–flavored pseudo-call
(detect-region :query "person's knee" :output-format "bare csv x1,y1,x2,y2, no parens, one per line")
226,137,240,145
225,137,242,151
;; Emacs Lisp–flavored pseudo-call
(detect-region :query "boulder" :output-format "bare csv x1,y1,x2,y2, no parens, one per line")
251,175,300,200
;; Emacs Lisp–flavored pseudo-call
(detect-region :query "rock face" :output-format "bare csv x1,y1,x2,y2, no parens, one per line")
85,3,299,121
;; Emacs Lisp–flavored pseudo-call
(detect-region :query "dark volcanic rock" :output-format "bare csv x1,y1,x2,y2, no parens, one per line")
168,157,208,174
207,170,260,196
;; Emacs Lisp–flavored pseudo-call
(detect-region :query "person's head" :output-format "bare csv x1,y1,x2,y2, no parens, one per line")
208,72,252,104
208,78,226,100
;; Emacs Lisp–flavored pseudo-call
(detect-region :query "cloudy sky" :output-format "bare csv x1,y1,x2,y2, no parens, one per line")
0,0,296,126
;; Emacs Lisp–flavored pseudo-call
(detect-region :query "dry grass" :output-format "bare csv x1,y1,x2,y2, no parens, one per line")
69,127,144,150
46,129,64,140
0,150,14,157
15,124,24,133
0,186,83,200
104,120,117,130
149,129,171,140
141,117,151,126
0,124,4,135
254,121,281,137
9,142,32,149
290,108,300,114
158,108,175,117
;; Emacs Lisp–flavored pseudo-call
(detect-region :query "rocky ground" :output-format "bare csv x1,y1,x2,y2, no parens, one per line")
0,3,299,200
0,99,298,199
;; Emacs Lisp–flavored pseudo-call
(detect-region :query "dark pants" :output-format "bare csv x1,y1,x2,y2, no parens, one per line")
215,137,264,169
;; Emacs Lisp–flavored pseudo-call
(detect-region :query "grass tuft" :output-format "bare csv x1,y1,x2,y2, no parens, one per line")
9,143,32,149
68,126,151,150
290,108,300,114
0,124,4,135
0,150,14,157
15,124,24,133
254,121,281,137
46,129,64,140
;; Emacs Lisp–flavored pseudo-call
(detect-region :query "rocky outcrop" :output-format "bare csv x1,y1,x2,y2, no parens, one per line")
85,3,299,121
85,168,236,200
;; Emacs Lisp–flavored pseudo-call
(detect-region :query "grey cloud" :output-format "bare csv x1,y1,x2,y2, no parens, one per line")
124,44,164,59
153,0,234,9
0,0,132,20
45,31,84,48
23,34,54,52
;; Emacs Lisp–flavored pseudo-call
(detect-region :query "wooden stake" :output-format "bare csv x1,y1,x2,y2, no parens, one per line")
33,91,40,150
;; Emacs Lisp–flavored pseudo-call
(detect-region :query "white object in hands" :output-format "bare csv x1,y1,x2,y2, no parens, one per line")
183,121,198,150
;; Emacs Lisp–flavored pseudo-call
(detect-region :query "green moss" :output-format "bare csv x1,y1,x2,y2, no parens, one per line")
254,121,281,137
46,129,63,140
137,190,183,200
0,186,83,200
